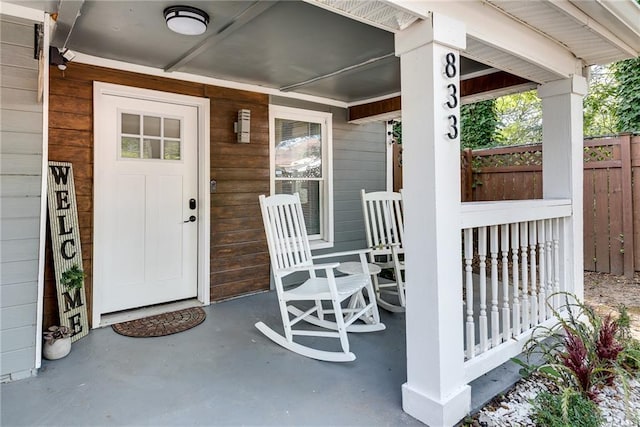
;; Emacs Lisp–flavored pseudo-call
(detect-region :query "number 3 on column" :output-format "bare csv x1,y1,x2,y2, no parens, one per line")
447,115,458,140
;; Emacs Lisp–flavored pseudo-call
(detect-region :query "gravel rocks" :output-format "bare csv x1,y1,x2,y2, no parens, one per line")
475,374,640,426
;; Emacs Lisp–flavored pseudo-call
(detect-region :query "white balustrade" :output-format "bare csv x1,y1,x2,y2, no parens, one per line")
460,200,571,366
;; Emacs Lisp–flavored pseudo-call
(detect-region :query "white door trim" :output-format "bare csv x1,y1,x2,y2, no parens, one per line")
92,82,210,327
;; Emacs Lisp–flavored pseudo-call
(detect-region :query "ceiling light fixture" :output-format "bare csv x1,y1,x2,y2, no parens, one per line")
164,5,209,36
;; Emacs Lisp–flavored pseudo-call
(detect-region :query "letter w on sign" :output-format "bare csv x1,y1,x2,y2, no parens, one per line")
47,161,89,342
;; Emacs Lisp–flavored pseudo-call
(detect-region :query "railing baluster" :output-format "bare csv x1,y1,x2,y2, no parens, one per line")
500,224,510,342
478,227,488,353
537,219,546,322
490,225,499,348
511,223,520,336
464,228,475,359
553,218,561,309
460,206,570,360
528,221,538,329
545,219,554,317
520,222,529,331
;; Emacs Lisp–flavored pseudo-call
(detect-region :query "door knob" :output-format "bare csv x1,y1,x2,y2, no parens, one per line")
184,215,196,223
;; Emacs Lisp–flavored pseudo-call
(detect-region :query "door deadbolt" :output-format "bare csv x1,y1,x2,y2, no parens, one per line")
189,198,196,210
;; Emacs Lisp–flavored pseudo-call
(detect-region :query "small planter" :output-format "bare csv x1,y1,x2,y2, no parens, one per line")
43,336,71,360
43,325,72,360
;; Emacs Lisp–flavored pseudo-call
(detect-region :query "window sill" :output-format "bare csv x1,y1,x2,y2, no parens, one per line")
309,240,334,251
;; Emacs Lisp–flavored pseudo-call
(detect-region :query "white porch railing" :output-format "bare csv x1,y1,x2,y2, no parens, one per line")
460,199,572,383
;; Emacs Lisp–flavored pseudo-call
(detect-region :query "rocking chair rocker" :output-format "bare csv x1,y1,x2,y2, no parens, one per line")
256,193,385,362
360,190,406,312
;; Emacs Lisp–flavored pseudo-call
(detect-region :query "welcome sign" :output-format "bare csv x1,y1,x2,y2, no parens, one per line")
47,161,89,342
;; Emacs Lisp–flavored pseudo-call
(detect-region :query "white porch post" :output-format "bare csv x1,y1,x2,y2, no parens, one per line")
395,15,470,427
538,76,587,300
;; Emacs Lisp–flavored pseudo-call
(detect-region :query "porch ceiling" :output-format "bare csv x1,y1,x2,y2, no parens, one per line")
5,0,639,105
486,0,640,66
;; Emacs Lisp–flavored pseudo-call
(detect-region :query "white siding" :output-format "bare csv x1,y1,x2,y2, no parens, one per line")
0,14,43,382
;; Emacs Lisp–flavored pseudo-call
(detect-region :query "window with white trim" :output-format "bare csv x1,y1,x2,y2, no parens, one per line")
270,105,333,249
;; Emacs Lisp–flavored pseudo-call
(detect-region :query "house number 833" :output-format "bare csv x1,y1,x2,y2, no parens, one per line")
444,52,458,140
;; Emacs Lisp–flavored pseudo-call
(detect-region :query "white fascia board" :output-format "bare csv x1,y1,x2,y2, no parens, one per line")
388,0,582,79
347,91,401,108
548,0,637,58
348,110,401,124
0,2,45,21
72,52,349,109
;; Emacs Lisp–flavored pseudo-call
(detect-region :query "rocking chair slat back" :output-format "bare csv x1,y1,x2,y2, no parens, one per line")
361,190,404,256
360,190,406,312
260,194,312,272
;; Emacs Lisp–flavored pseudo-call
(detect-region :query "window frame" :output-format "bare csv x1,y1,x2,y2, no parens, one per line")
117,109,184,162
269,105,333,249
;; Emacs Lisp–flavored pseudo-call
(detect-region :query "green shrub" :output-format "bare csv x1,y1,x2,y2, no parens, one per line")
615,305,640,374
531,390,602,427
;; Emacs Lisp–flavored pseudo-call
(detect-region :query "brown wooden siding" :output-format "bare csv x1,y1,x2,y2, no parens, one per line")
348,71,532,122
45,63,270,328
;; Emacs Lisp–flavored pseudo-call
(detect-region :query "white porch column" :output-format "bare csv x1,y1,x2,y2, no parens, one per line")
538,76,587,300
395,15,470,427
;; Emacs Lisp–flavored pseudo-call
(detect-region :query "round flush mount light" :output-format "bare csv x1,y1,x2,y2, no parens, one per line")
164,5,209,36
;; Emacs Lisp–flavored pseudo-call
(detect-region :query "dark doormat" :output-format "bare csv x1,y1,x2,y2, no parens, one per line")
111,307,206,338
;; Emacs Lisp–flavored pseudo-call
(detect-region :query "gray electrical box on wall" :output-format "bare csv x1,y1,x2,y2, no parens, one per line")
236,109,250,143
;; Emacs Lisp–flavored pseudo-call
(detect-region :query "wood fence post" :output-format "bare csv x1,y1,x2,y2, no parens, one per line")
621,133,635,278
464,148,473,201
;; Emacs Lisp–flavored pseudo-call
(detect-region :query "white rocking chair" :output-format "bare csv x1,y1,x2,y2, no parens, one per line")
360,190,406,312
256,193,385,362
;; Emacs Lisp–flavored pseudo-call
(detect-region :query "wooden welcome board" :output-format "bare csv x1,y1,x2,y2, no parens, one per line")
47,161,89,342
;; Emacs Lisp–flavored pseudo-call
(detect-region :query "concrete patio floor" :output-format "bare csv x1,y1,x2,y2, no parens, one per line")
1,290,524,426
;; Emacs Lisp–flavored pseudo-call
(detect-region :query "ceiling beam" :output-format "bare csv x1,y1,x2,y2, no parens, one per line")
164,1,277,72
279,53,395,92
348,70,532,123
387,0,583,79
51,0,84,48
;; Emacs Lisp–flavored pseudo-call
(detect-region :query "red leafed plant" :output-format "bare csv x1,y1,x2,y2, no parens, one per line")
560,326,598,400
595,314,624,385
518,292,639,403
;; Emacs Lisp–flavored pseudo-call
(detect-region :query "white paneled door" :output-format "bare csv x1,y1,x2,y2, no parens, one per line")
94,91,198,314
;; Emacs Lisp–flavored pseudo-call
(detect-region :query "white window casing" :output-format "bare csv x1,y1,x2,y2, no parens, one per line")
269,105,333,249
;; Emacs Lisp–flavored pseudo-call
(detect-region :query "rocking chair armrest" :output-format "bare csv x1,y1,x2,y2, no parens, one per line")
312,248,371,260
280,262,340,275
371,242,401,249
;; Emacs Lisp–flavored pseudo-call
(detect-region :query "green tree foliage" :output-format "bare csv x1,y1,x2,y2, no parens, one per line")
583,65,618,137
494,90,542,145
392,120,402,145
394,58,638,149
613,58,640,132
460,100,497,149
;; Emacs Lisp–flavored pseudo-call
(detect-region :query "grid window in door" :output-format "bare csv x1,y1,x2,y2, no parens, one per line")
120,112,182,160
270,106,333,246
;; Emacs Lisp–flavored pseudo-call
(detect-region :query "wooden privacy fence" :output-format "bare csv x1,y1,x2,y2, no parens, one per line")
459,134,640,277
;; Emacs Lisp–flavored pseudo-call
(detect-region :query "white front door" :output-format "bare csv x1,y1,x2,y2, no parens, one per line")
94,91,198,314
